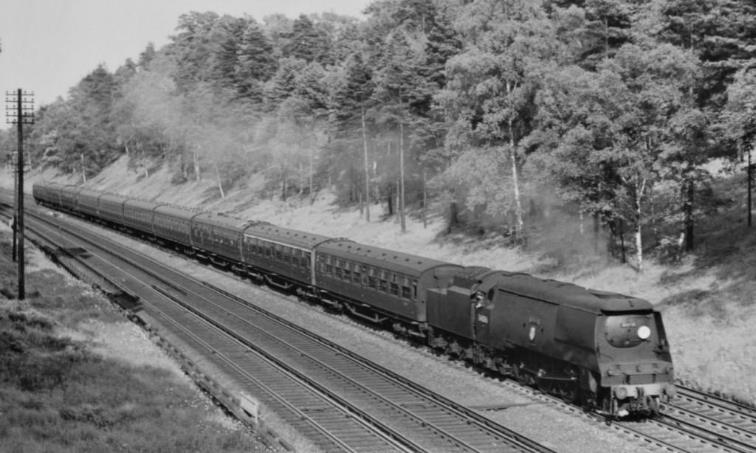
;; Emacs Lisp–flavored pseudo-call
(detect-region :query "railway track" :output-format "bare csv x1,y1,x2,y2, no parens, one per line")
9,194,756,452
4,200,553,453
654,385,756,452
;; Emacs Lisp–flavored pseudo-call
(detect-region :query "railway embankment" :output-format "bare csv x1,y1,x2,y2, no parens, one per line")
0,230,267,452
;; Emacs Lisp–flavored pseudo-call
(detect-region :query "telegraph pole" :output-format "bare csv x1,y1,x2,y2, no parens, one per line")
749,147,753,227
5,89,34,300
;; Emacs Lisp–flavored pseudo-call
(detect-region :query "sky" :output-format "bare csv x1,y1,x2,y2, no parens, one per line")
0,0,371,112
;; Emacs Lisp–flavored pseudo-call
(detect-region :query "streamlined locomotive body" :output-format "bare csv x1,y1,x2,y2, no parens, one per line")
427,270,674,416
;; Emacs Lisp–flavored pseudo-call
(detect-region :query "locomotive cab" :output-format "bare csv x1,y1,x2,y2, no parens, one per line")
596,309,675,417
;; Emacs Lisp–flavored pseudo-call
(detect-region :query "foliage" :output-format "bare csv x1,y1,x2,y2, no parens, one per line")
23,0,756,265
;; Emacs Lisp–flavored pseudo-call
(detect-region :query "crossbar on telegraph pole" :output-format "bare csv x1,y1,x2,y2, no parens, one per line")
6,89,34,300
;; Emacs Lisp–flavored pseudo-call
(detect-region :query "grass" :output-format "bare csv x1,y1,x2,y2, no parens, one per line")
0,237,265,453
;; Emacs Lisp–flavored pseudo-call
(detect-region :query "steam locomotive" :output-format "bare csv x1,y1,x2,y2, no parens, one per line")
33,182,675,417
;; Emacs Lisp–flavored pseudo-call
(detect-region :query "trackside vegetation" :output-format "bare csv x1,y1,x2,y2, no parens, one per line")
0,238,266,453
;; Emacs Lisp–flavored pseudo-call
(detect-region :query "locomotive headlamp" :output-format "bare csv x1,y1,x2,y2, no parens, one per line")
614,386,628,399
637,325,651,340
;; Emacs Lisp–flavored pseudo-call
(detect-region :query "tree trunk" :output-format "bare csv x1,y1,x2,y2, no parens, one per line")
309,147,314,201
361,107,370,222
395,180,400,224
298,163,304,196
579,208,584,236
635,176,646,272
81,154,87,183
387,184,394,216
507,122,524,242
422,169,427,229
593,212,600,252
193,149,200,181
399,122,406,233
214,162,225,199
447,200,459,234
684,178,694,251
748,147,753,227
281,167,287,201
619,218,626,263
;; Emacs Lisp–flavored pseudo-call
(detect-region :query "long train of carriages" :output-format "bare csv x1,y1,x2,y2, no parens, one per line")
33,182,675,417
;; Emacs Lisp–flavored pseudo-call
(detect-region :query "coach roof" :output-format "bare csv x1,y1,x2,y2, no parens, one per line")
317,239,459,276
243,223,331,250
192,212,251,230
124,198,160,211
154,204,200,221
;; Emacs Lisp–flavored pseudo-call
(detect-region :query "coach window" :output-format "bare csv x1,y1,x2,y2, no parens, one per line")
367,268,377,289
412,281,418,300
352,266,361,283
343,263,352,281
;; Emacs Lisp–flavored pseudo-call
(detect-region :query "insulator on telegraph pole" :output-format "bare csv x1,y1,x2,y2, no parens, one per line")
5,89,35,300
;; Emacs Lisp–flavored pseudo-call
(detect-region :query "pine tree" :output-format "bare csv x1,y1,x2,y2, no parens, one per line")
329,52,375,219
235,19,278,102
284,15,332,64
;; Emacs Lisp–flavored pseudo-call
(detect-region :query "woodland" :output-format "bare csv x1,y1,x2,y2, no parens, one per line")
2,0,755,271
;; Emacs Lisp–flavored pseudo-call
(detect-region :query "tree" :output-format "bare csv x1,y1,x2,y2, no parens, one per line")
330,52,375,219
235,19,277,102
372,31,423,231
438,0,556,242
169,11,221,90
722,64,756,227
283,15,332,65
533,42,701,270
138,43,157,70
263,57,308,110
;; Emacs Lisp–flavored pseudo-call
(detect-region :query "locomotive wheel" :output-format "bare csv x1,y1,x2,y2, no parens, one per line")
511,364,523,384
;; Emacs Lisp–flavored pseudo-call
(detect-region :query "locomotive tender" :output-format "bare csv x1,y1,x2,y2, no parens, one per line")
32,182,675,417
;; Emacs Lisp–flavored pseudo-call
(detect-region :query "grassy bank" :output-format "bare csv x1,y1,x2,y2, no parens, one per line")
0,237,266,453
